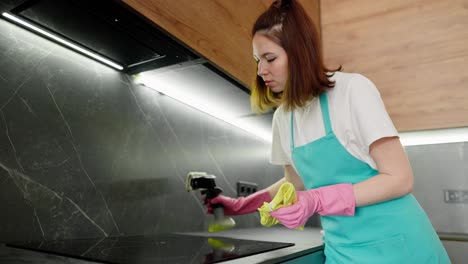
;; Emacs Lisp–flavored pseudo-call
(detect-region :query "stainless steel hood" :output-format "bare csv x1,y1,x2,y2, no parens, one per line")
4,0,200,74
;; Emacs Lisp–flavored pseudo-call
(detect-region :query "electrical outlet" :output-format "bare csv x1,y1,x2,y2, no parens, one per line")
444,190,468,203
237,181,258,197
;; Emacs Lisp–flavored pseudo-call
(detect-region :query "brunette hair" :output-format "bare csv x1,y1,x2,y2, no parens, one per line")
251,0,340,112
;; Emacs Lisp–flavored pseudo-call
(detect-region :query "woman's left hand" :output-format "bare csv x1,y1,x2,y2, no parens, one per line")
269,191,320,229
270,183,355,229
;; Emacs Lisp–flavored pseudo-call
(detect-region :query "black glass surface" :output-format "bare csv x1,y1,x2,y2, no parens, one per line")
6,234,294,264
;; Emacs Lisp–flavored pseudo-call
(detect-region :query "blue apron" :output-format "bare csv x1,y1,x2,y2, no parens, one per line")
290,93,450,263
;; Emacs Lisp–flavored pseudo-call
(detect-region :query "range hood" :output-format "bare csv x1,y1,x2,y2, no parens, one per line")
4,0,201,74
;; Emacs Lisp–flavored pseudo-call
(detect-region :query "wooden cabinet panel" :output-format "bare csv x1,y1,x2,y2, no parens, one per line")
321,0,468,131
122,0,319,88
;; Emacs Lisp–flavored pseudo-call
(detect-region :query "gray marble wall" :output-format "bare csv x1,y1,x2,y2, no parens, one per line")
0,18,283,243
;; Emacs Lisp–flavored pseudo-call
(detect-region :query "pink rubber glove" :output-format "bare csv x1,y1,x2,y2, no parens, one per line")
269,183,355,229
207,190,272,216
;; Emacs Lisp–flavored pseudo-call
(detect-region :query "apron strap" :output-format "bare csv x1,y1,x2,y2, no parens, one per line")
319,93,333,135
290,92,332,150
290,111,295,150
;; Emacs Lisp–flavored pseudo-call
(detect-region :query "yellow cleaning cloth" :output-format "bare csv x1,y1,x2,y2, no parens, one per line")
258,182,304,230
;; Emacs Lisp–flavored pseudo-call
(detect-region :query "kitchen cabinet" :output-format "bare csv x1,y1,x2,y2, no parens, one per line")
442,240,468,264
122,0,320,88
321,0,468,131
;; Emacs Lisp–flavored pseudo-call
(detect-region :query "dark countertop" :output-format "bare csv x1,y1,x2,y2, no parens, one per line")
0,227,324,264
0,243,96,264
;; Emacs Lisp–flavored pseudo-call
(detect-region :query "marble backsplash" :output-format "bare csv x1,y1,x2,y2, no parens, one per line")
0,18,283,243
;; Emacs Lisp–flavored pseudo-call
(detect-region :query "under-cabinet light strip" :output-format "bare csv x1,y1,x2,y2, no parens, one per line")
399,127,468,146
134,74,272,142
2,12,124,71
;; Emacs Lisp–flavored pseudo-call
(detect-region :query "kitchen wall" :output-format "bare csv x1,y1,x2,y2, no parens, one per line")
406,142,468,263
407,142,468,235
0,18,285,243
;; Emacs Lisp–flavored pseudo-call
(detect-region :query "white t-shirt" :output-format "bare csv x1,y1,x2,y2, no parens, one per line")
270,71,398,170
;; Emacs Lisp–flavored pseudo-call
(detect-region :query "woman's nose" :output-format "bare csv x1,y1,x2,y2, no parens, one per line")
257,61,268,77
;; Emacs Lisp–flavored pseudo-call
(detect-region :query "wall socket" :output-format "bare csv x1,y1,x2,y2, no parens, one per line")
444,190,468,203
237,181,258,197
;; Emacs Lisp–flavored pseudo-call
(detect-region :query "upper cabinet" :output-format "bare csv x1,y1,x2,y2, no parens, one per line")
122,0,320,88
321,0,468,131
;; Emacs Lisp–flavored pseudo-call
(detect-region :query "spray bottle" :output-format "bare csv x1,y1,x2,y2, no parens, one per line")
186,172,236,232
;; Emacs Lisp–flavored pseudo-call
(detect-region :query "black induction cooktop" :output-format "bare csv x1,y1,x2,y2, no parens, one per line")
6,234,294,264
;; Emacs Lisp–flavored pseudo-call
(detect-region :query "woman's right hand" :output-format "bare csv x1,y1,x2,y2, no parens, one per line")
205,190,272,216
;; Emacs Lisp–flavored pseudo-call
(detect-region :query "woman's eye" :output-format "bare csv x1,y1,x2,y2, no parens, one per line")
267,58,276,63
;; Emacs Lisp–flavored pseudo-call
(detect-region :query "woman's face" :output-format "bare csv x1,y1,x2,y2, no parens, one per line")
252,33,288,93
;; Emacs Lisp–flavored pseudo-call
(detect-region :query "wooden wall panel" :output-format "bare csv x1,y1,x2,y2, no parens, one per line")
122,0,320,88
321,0,468,131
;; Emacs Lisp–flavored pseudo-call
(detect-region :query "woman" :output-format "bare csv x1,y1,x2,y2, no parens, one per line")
207,0,450,263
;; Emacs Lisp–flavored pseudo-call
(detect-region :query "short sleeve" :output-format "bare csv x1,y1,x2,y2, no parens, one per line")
348,74,398,149
270,111,290,165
